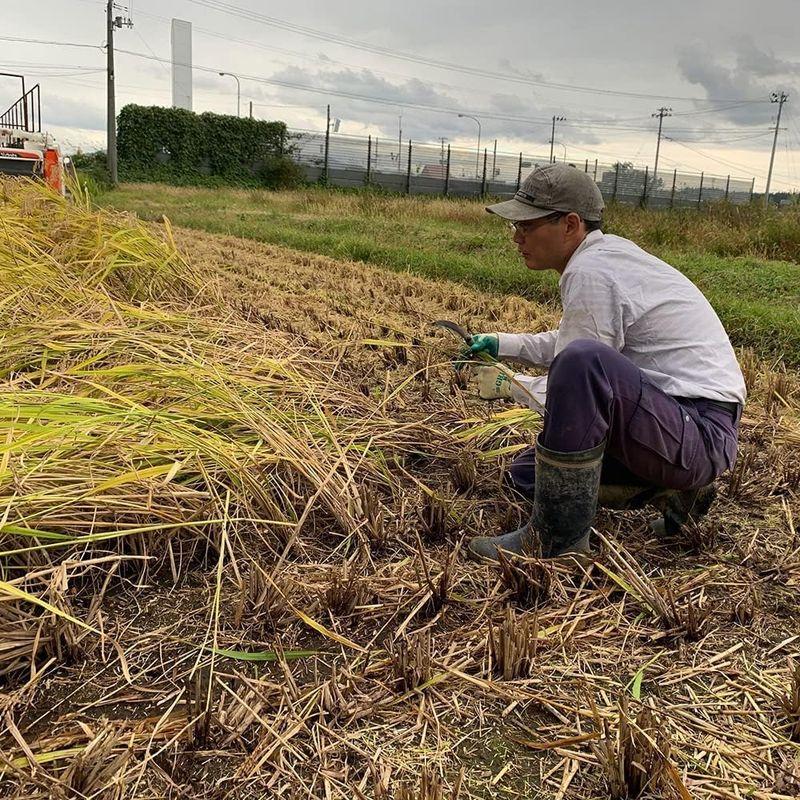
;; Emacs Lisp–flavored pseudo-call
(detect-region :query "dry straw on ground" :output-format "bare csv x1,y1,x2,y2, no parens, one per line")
0,177,799,799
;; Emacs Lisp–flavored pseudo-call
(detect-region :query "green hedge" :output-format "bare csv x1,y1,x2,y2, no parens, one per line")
117,105,303,188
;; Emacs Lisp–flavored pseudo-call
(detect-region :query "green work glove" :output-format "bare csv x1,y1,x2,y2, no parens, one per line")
471,363,515,401
466,333,499,359
454,333,499,372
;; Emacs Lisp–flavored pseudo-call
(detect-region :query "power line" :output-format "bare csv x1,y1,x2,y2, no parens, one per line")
0,60,101,70
666,135,796,187
122,4,509,101
128,6,767,123
37,71,785,183
54,74,317,117
134,29,170,77
111,47,549,127
670,102,763,117
0,67,105,78
674,131,774,145
6,27,793,184
0,35,103,49
665,136,763,175
112,45,771,138
4,32,776,135
182,0,772,104
784,110,800,184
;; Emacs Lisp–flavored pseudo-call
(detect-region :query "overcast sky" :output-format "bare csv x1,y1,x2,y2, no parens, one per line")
4,0,800,190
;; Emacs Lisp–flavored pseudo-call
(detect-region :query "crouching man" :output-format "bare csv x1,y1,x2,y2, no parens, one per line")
466,163,745,562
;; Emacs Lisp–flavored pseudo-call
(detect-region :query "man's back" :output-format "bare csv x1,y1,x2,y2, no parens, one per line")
559,231,746,403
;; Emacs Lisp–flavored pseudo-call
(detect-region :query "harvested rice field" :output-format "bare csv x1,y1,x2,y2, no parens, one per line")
2,177,800,799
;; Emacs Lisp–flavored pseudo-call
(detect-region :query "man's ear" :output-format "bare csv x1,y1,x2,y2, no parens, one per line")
565,212,583,236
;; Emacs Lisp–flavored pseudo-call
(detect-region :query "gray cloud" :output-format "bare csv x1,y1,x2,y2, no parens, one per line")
269,65,456,109
45,96,105,132
495,60,545,82
263,64,606,148
265,64,491,142
734,36,800,79
488,92,528,115
677,38,796,128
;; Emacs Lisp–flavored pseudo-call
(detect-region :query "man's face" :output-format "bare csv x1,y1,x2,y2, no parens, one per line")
510,213,568,272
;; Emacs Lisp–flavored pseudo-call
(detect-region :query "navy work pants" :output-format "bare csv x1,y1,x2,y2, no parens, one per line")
509,340,741,496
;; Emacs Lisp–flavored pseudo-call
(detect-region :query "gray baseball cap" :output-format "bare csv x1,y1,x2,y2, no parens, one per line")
486,163,604,222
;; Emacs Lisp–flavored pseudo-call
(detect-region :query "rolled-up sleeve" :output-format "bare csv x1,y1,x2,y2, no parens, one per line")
509,373,547,413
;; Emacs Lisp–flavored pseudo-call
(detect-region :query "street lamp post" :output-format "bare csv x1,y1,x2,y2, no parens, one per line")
218,71,241,117
554,141,567,162
458,113,482,179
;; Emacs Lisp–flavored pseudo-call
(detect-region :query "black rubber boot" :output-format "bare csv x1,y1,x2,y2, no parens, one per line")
650,483,718,536
466,523,531,560
468,438,604,562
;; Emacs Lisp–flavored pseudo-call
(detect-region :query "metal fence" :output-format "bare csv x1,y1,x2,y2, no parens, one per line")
288,128,755,207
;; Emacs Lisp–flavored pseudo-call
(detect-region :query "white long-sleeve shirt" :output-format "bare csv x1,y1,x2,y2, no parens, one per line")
499,230,746,409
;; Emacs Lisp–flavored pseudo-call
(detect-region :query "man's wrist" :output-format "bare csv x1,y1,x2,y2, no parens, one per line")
496,332,523,359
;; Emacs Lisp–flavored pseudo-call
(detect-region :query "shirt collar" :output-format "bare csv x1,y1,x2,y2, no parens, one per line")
560,229,604,283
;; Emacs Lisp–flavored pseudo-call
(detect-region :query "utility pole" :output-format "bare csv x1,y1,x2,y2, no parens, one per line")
549,115,565,164
397,112,403,173
106,2,132,185
324,104,330,183
438,137,447,166
764,91,788,207
651,106,672,193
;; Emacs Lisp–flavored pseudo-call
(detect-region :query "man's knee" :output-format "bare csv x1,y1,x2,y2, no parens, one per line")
549,339,619,388
554,338,616,368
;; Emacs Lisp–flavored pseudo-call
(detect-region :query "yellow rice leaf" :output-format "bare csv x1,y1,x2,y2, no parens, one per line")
0,747,86,773
665,761,693,800
163,460,183,484
511,731,600,750
0,523,71,541
90,463,181,494
359,339,414,348
0,414,15,478
289,604,366,653
475,443,529,459
0,518,295,557
594,562,645,604
0,580,98,634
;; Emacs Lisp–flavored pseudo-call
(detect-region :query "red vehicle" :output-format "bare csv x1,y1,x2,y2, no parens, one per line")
0,74,66,195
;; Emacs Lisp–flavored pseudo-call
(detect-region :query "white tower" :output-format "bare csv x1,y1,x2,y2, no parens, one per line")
171,19,192,110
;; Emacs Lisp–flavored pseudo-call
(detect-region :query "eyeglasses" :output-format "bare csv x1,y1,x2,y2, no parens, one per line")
507,212,564,234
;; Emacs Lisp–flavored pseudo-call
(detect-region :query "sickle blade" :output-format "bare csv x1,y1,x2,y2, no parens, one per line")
432,319,473,343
